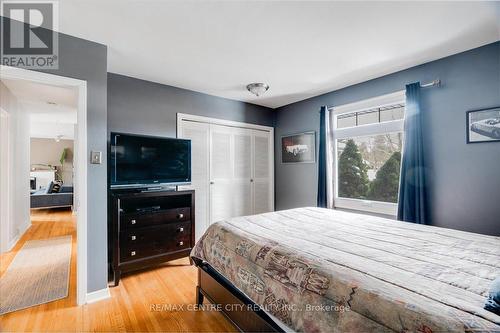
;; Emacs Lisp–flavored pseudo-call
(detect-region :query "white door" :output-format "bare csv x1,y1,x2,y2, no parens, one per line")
232,128,253,217
177,121,210,241
252,130,273,214
178,114,274,235
209,124,234,223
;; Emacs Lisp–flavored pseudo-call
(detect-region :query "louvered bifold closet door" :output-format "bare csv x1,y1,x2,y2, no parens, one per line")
178,116,273,238
232,128,253,217
209,124,235,224
209,125,254,224
177,121,210,241
252,130,273,214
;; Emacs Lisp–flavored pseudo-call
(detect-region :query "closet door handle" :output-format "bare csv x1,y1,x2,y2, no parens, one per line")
250,179,254,183
210,181,214,185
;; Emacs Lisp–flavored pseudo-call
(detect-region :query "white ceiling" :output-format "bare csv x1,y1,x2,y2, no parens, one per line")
29,120,75,140
1,79,77,139
1,79,78,108
58,1,499,108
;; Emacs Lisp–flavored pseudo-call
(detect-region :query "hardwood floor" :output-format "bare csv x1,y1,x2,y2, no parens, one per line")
0,209,236,332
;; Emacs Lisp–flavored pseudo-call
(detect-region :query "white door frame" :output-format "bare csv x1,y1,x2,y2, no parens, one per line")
0,108,11,253
0,65,88,306
177,113,275,133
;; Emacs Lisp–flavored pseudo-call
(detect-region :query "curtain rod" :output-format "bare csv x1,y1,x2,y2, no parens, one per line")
420,79,441,88
326,79,441,111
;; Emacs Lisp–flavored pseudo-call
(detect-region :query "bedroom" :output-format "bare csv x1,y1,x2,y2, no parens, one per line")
0,1,499,332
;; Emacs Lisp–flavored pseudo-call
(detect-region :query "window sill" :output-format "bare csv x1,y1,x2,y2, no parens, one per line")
334,197,397,216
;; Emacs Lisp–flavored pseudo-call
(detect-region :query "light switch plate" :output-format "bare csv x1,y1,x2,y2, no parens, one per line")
90,151,102,164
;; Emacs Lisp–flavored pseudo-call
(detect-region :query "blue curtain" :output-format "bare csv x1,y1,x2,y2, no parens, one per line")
317,106,327,208
397,83,428,224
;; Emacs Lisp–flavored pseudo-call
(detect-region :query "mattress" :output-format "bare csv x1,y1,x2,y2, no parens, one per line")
191,207,500,333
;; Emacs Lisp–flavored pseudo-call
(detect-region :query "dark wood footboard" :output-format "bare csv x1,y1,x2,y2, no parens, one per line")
194,259,283,333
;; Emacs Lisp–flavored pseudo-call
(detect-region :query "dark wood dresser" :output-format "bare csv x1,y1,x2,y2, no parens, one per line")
108,189,195,286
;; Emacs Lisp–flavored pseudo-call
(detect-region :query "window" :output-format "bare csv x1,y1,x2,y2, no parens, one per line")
331,91,405,215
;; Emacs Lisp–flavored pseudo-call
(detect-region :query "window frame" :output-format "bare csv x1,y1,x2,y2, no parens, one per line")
330,91,405,216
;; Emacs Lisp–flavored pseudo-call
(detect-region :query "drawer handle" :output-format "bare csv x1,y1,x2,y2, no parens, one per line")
178,241,184,246
131,235,136,241
131,219,137,225
177,213,184,219
178,227,184,233
131,251,136,256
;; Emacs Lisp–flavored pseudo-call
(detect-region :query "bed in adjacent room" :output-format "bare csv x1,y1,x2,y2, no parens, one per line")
191,207,500,333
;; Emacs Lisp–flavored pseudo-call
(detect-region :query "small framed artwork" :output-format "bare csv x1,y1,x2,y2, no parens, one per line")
466,106,500,143
281,131,316,163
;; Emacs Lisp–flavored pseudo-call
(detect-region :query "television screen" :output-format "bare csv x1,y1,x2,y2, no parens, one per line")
110,132,191,188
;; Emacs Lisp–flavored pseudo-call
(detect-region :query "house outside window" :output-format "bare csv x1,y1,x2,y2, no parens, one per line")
330,91,405,215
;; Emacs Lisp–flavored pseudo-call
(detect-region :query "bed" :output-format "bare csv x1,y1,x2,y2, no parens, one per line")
191,207,500,332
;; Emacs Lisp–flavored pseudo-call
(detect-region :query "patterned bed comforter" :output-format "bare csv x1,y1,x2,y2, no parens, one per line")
190,207,500,333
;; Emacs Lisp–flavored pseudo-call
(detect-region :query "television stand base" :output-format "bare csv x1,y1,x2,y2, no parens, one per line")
108,189,195,286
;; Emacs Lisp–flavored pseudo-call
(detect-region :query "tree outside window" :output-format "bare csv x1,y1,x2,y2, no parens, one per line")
337,133,402,203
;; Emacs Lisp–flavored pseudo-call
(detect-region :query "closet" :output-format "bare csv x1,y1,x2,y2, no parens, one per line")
177,114,274,240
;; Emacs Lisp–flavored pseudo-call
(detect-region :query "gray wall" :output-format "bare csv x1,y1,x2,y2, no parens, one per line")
108,73,274,137
275,42,500,236
2,17,109,292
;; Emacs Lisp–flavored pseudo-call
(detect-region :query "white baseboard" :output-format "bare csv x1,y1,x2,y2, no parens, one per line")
7,234,21,252
86,287,111,304
7,220,31,251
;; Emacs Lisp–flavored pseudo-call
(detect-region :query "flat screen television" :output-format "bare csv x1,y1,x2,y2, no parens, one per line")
110,132,191,188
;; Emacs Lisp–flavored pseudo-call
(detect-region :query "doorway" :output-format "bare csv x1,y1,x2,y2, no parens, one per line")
0,66,88,306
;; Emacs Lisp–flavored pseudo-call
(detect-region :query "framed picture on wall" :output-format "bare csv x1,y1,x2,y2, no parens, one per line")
466,106,500,143
281,131,316,163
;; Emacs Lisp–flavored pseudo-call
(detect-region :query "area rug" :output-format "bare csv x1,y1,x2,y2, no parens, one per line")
0,236,72,315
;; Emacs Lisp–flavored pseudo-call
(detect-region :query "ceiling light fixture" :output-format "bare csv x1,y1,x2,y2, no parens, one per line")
246,83,269,97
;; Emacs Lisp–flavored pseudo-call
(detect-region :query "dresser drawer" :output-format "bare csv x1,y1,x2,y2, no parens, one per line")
120,222,191,262
121,207,190,230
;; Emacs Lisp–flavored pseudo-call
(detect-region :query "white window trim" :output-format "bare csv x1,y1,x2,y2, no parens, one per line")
330,91,405,216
